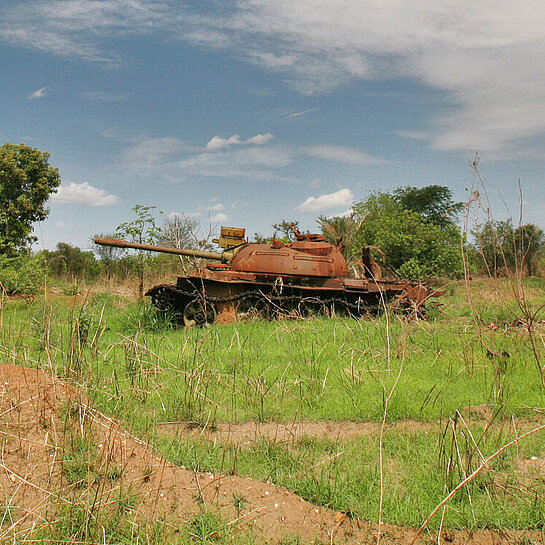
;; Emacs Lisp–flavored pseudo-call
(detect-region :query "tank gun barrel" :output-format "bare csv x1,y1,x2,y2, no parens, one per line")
93,237,226,262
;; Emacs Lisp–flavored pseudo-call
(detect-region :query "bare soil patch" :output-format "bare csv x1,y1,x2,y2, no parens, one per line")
157,419,438,444
156,410,544,445
0,363,541,544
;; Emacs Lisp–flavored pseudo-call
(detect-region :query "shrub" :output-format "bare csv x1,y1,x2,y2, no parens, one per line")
0,254,45,295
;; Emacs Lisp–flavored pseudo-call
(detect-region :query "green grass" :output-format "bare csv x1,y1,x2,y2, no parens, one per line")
1,278,545,532
161,426,545,529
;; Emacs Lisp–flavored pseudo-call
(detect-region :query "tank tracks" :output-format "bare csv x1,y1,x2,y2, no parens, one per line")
146,283,421,327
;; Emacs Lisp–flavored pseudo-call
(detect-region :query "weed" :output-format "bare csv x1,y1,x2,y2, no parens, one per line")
232,493,247,516
187,511,228,543
62,282,79,296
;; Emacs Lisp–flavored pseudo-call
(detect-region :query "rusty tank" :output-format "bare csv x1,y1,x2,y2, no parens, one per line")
94,225,442,326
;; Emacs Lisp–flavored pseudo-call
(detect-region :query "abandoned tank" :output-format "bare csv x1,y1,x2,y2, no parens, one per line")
94,225,442,326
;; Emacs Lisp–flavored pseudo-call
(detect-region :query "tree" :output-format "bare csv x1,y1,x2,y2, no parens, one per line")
317,214,366,274
473,220,544,276
254,220,306,243
392,185,464,229
0,143,61,255
514,224,544,276
115,205,162,297
161,214,199,249
271,220,302,242
472,220,514,277
42,243,101,279
349,189,464,279
92,233,125,280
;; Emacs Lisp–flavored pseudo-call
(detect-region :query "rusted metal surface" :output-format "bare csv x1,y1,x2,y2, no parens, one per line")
94,237,225,261
94,227,442,326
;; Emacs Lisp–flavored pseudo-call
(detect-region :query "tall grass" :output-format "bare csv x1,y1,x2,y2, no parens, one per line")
1,274,544,534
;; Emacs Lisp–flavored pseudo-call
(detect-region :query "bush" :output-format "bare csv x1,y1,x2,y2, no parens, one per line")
351,192,464,279
0,254,46,295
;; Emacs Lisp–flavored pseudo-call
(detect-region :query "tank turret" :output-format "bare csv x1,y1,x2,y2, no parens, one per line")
95,225,350,278
94,225,442,326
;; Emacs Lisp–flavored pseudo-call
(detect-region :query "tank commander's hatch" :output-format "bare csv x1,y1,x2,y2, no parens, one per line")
213,226,246,249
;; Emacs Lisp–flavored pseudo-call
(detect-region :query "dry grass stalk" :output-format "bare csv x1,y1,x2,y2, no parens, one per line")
409,422,545,545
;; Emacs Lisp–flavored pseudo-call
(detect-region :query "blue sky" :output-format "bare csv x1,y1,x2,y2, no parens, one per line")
2,0,545,250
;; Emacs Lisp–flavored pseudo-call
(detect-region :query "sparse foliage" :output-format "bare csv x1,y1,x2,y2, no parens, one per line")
318,214,366,273
92,233,125,280
161,213,199,249
115,205,163,297
271,220,301,242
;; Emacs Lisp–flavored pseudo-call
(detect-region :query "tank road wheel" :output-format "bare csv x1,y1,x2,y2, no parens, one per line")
183,298,217,328
328,301,355,318
149,286,177,312
236,296,270,321
297,297,326,318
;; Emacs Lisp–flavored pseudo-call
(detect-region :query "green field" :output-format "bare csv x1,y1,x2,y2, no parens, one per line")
2,277,545,533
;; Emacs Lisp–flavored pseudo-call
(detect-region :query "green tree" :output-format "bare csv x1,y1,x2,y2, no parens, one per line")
473,220,545,276
317,214,366,272
0,143,61,255
92,233,125,280
514,224,544,276
393,185,464,229
43,243,102,280
115,205,162,297
0,254,46,295
254,220,307,243
472,220,515,277
350,190,463,279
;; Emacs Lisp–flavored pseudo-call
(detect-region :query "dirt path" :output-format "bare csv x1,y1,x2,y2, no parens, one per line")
0,363,542,544
156,407,543,445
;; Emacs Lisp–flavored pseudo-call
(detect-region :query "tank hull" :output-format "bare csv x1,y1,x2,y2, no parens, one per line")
145,268,440,326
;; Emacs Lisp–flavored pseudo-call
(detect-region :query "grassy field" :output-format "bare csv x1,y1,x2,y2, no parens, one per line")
1,276,545,538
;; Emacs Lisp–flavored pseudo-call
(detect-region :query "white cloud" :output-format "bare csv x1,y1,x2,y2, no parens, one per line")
8,2,545,154
329,209,353,219
296,188,354,213
28,87,47,100
246,133,274,145
78,91,127,102
178,145,294,180
231,200,250,209
206,135,242,151
199,202,225,211
205,133,274,151
395,130,429,141
267,107,319,122
122,136,188,170
0,0,169,64
211,213,228,223
303,145,383,165
119,132,293,183
186,1,545,156
52,182,119,206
